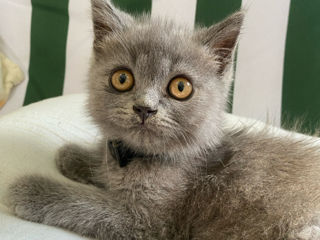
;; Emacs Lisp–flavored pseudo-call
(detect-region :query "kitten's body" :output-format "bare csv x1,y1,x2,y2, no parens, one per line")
57,127,320,240
8,1,320,239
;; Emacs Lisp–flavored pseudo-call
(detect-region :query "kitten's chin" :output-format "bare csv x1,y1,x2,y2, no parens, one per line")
105,123,182,155
124,128,174,155
109,128,211,159
103,121,222,158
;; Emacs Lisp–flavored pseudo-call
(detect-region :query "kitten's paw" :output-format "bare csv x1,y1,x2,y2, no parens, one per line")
55,144,80,174
56,144,93,184
8,176,61,223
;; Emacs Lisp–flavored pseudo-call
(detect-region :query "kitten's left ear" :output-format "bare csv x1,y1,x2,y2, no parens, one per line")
195,11,244,75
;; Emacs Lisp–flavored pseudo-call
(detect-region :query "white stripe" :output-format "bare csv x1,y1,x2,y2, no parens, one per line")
63,0,94,95
0,0,32,116
151,0,197,28
233,0,291,126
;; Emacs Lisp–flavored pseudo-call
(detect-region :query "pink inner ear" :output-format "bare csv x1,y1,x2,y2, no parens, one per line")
214,52,231,75
213,32,239,50
212,30,240,75
93,20,112,43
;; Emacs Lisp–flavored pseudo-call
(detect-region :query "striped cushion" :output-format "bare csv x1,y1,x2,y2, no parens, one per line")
0,0,319,132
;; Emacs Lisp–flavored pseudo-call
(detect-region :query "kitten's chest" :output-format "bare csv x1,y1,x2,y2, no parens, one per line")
103,157,187,202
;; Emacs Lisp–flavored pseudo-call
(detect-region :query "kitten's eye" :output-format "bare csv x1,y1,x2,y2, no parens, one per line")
168,77,193,100
111,69,134,92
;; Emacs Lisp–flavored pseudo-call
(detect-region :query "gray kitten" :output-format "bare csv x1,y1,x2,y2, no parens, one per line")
8,0,320,239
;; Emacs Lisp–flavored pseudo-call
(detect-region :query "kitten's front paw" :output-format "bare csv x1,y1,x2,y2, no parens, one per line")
8,176,60,223
55,144,94,184
56,144,81,177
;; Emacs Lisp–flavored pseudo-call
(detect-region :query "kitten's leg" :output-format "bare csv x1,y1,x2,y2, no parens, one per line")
56,143,105,187
9,175,147,240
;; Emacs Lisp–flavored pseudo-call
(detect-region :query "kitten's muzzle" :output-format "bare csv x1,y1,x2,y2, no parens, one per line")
133,105,158,124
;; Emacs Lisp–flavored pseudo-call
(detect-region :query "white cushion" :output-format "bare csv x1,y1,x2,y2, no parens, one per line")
0,94,98,240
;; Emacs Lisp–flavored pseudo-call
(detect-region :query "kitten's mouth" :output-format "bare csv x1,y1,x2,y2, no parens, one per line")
132,117,154,128
130,121,159,136
136,123,154,132
136,116,154,126
139,117,148,125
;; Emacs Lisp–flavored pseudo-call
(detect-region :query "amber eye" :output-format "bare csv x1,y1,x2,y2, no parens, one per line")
168,77,193,100
111,69,134,92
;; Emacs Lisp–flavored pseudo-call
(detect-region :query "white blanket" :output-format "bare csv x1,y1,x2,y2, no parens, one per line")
0,94,96,240
0,94,317,239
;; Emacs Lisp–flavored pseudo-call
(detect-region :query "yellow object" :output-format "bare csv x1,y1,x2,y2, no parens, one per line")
0,52,24,108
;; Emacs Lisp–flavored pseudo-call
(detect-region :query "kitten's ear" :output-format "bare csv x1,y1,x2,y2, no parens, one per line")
195,11,244,75
91,0,133,49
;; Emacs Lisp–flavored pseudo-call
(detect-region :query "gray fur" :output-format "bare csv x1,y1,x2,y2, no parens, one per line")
8,1,320,239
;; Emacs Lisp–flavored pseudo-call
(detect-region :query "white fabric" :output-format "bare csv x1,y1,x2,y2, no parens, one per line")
0,94,98,240
63,0,93,95
233,0,291,126
151,0,197,28
0,94,317,239
0,0,32,116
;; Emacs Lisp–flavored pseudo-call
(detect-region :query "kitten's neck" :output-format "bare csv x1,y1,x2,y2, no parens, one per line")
107,136,224,169
108,139,162,167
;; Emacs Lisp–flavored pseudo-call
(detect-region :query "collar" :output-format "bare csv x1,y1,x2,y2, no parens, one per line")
108,140,146,168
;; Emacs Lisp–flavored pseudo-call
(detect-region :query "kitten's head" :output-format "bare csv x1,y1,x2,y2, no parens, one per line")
88,0,243,158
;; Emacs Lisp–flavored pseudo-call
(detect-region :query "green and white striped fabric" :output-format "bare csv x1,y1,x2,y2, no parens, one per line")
0,0,319,132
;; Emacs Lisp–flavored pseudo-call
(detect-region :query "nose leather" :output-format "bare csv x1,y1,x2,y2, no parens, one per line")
133,105,158,124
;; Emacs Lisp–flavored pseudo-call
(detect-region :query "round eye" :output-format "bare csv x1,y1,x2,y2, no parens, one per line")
168,77,193,100
111,69,134,92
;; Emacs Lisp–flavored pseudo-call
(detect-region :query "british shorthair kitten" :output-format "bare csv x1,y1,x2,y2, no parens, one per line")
8,0,320,239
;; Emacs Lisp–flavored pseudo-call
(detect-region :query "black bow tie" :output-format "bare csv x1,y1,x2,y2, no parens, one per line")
108,140,146,168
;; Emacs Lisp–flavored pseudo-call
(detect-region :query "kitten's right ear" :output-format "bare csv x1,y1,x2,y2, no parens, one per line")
91,0,132,49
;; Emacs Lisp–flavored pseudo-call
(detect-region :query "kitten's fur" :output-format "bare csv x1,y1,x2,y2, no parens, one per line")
8,1,320,239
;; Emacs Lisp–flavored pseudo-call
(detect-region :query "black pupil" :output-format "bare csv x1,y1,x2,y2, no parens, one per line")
178,81,185,92
119,74,127,84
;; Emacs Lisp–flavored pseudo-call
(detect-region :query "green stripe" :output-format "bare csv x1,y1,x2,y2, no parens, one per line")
112,0,152,14
195,0,242,113
24,0,69,105
281,1,320,133
195,0,242,26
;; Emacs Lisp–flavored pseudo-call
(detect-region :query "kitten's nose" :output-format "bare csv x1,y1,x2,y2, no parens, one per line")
133,105,158,124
